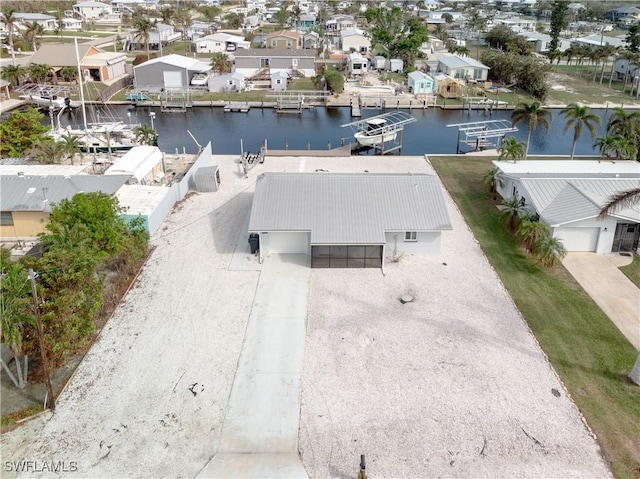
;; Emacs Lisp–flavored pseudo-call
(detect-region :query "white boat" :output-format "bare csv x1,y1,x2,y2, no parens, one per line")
354,118,397,146
20,90,75,111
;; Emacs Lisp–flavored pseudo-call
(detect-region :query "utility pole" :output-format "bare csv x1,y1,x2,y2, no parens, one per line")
28,269,55,412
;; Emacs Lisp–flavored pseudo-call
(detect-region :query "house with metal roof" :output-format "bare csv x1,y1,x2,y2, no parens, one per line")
73,1,113,20
104,146,165,185
248,173,452,269
233,49,316,79
437,55,489,81
29,44,126,82
493,160,640,254
133,54,211,89
0,174,129,240
340,28,371,53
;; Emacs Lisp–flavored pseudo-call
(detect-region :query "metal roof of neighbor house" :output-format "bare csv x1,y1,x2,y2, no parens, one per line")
519,178,640,225
248,173,452,245
493,160,640,176
438,55,489,70
0,175,129,212
133,53,202,70
74,1,111,7
29,44,95,66
234,48,315,58
104,146,161,182
266,30,301,40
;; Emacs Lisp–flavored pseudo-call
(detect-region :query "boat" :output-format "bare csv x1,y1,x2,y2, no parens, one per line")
353,118,397,146
20,89,75,111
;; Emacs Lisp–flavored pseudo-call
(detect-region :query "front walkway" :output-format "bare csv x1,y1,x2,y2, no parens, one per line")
562,252,640,350
197,254,310,478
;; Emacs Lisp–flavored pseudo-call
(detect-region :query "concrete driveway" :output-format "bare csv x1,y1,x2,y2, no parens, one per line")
562,253,640,350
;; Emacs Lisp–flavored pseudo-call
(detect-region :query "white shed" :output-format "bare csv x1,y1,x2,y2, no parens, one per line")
104,146,165,185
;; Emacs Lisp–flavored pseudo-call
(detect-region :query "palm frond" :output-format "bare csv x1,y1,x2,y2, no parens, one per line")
599,187,640,217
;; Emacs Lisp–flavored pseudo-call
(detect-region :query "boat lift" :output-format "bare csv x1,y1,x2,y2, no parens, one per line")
447,119,518,154
340,111,417,155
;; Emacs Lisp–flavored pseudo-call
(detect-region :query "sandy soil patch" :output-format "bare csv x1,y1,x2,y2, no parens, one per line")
0,155,611,478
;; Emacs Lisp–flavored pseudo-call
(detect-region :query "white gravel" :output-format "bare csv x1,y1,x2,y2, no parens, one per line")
0,155,612,478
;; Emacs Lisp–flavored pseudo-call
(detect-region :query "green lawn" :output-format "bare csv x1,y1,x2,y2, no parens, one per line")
620,256,640,289
429,155,640,479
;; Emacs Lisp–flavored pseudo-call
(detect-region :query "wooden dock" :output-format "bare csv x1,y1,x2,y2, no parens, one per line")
224,102,250,113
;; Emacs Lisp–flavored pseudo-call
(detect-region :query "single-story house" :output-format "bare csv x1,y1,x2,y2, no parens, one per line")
298,14,317,30
195,33,249,53
372,55,386,70
208,71,246,92
340,28,371,53
265,30,302,50
408,71,436,95
104,146,165,185
347,52,368,76
29,44,127,82
302,31,320,50
437,55,489,81
570,34,627,50
270,70,289,91
133,54,211,89
3,13,58,31
325,15,356,32
520,31,572,53
62,18,83,30
0,173,129,240
73,1,113,19
493,160,640,254
111,0,159,13
233,49,316,79
248,173,453,269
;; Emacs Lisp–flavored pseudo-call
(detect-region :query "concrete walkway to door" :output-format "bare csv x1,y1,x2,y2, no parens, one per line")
562,253,640,350
197,254,310,479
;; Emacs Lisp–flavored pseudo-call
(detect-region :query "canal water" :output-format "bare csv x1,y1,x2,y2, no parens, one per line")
58,104,617,156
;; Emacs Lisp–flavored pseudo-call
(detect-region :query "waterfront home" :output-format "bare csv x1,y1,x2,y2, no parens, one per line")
347,52,368,76
195,33,250,53
29,44,127,82
613,58,639,81
126,23,182,52
270,70,290,91
133,54,211,89
208,72,247,92
437,55,489,82
493,160,640,254
233,49,316,79
73,1,113,20
266,30,302,50
340,28,370,53
247,173,452,268
0,13,58,31
408,71,436,95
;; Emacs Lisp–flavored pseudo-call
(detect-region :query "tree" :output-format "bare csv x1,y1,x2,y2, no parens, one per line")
159,6,176,26
594,135,621,161
549,0,569,53
322,66,344,94
483,167,504,201
59,134,82,164
59,66,78,83
134,124,157,145
606,107,640,158
26,137,66,164
561,103,601,160
517,216,549,253
1,64,27,87
498,136,525,163
0,107,49,157
224,12,244,29
534,234,567,268
364,6,429,64
272,6,289,27
174,7,192,41
21,21,44,52
626,24,640,53
133,16,154,60
442,12,453,25
500,196,526,231
27,63,52,83
597,44,618,84
0,261,35,388
611,135,638,160
510,101,553,159
210,52,232,74
199,5,221,23
1,8,18,66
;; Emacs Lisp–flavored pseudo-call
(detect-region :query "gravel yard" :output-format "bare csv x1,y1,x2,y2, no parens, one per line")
0,155,611,478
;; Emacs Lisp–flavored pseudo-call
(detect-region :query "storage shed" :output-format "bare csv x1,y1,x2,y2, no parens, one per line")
104,146,165,185
193,165,220,192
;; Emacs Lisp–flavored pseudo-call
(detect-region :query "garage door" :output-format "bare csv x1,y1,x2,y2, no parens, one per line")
163,71,183,88
269,232,309,254
555,227,599,251
311,245,383,268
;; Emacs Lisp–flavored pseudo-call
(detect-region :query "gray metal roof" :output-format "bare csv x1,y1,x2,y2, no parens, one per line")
248,173,452,245
519,178,640,225
438,55,489,70
234,49,315,58
1,175,130,212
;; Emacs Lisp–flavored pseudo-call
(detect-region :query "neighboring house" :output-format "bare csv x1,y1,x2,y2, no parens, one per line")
29,44,127,82
495,17,537,32
208,71,246,92
0,173,130,240
133,54,211,88
266,30,302,50
425,11,464,25
325,14,356,33
302,31,320,50
73,1,113,20
127,23,182,52
408,71,436,95
233,49,316,78
195,33,249,53
347,52,368,76
520,31,572,53
606,6,640,22
1,13,58,31
111,0,159,13
340,28,371,53
270,70,289,91
493,160,640,254
372,55,386,70
188,22,216,40
247,173,452,268
570,34,627,49
297,14,317,30
62,18,83,30
437,55,489,81
104,146,165,185
613,58,639,80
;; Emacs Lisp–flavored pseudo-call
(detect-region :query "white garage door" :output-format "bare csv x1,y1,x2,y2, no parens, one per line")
269,232,309,254
555,227,599,251
163,71,183,88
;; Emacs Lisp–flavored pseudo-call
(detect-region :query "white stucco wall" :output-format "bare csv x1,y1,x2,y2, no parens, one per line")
551,216,617,254
385,231,442,256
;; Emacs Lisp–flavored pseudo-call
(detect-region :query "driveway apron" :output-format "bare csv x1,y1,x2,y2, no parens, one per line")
197,254,310,478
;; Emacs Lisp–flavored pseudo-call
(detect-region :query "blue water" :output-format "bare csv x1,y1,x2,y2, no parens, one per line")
58,105,616,156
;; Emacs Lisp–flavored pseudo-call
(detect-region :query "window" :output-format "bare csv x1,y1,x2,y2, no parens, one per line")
1,211,13,226
286,40,292,47
271,40,277,47
405,231,417,242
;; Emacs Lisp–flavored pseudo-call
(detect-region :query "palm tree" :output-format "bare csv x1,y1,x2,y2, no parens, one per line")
133,17,154,60
134,124,157,145
597,44,618,84
59,134,82,164
620,51,640,93
534,235,567,268
500,196,526,232
1,64,27,87
21,21,44,52
27,63,52,84
600,188,640,217
27,138,66,164
561,103,601,160
607,107,640,137
517,216,549,254
611,136,638,160
1,8,18,66
159,6,175,26
594,135,622,161
483,167,504,201
498,136,525,163
510,101,553,159
59,66,78,83
0,262,35,389
211,52,232,74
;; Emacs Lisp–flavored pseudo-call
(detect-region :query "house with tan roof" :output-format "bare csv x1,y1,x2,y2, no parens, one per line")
265,30,302,50
29,44,127,82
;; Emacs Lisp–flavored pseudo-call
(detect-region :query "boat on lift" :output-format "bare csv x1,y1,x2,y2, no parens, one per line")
353,117,397,146
20,89,75,111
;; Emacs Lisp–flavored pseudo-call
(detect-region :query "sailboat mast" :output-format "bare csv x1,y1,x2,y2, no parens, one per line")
74,37,88,130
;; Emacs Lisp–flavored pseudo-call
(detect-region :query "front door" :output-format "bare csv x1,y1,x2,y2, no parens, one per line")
613,223,639,252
